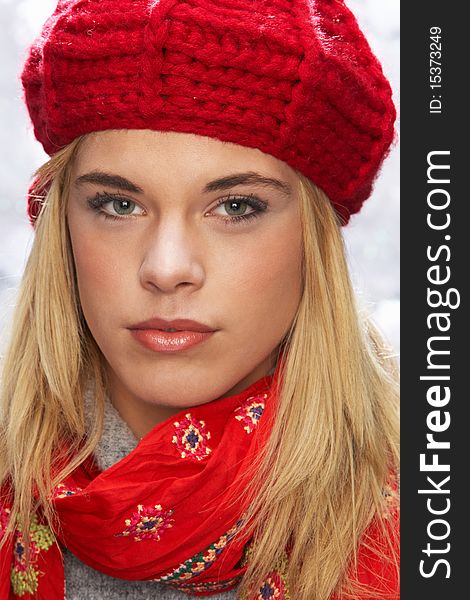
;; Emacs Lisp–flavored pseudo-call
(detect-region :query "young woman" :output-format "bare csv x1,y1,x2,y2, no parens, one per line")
0,1,399,599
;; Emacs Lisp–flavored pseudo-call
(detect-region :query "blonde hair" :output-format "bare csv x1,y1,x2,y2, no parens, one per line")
0,137,399,600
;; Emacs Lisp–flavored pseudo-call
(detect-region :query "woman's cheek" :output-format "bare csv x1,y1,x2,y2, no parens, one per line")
256,223,302,290
268,235,303,320
228,230,302,332
71,234,124,324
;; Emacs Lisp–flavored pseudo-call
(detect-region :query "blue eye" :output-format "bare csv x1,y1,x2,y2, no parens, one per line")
211,194,268,225
225,201,250,216
112,199,135,215
87,192,144,221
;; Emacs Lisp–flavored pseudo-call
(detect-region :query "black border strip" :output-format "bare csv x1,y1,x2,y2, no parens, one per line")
401,2,467,597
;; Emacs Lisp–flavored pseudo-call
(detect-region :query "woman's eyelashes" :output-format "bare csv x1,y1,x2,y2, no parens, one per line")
209,193,268,226
86,191,268,225
87,192,145,221
86,192,142,221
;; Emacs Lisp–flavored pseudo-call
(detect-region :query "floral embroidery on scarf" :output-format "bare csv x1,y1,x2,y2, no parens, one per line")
52,482,83,499
156,518,244,584
234,394,267,434
167,575,243,594
255,571,288,600
172,413,212,461
239,541,290,600
115,504,175,542
10,513,56,596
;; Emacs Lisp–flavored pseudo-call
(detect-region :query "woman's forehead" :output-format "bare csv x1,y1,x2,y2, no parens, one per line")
73,129,299,189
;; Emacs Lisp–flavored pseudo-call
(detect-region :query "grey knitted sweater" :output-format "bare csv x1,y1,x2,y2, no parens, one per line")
63,393,239,600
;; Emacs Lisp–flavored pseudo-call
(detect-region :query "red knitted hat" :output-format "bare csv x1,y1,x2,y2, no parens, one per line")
21,0,396,225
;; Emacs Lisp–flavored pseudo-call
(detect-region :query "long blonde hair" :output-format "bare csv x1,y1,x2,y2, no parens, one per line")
0,136,399,600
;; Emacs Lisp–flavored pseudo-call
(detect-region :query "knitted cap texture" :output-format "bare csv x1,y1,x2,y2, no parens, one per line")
21,0,396,225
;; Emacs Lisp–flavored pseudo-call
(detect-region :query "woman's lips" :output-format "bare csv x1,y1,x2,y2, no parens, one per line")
129,328,215,353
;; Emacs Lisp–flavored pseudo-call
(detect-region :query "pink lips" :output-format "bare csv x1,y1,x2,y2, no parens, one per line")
128,318,216,353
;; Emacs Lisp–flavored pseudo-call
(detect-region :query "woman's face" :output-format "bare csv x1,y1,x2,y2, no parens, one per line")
67,130,303,429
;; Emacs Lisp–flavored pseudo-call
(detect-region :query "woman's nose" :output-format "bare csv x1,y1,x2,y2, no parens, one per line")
139,220,205,294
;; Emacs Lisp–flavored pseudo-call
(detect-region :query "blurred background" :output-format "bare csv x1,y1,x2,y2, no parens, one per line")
0,0,399,356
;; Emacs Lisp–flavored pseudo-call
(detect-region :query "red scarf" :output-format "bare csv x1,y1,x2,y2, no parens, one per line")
0,361,399,599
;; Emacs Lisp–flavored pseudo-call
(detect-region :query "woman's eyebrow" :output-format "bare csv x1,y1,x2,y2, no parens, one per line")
203,172,293,197
73,170,293,197
74,171,144,193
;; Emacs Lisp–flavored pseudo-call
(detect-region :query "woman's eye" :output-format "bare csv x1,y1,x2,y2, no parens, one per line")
210,194,268,225
87,193,145,220
214,200,254,217
111,199,137,216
